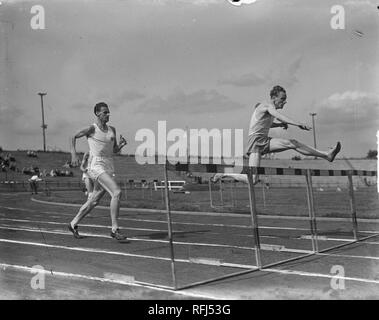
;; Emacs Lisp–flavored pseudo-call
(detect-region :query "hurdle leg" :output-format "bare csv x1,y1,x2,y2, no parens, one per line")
247,168,262,269
347,173,359,240
305,169,319,252
164,162,178,289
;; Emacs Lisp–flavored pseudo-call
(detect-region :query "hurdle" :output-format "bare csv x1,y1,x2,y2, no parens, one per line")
161,159,378,290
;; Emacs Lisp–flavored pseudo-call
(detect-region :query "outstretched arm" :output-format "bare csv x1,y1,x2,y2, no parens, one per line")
267,105,311,131
271,122,288,129
71,126,94,167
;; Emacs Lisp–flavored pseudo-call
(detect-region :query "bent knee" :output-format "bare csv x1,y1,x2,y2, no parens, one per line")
112,189,122,200
88,199,99,207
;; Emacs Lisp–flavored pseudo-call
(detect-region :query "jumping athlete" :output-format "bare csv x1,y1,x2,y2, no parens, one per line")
246,85,341,183
69,102,128,241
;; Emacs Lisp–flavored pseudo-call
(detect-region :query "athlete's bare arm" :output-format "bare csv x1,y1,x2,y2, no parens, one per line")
266,104,311,131
80,152,89,173
110,126,127,154
71,125,95,167
271,122,288,129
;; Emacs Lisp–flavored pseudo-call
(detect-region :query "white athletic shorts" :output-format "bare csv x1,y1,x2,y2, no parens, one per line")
246,135,272,156
87,156,115,181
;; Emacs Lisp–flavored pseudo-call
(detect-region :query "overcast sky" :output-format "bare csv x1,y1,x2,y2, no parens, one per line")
0,0,378,158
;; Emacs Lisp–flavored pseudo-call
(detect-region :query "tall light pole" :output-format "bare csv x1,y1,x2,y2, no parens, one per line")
38,92,47,152
309,113,317,159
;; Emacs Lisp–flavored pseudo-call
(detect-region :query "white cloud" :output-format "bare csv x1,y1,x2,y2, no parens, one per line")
316,91,379,127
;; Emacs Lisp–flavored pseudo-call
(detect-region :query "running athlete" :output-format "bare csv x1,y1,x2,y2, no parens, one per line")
246,85,341,184
69,102,128,241
80,152,93,199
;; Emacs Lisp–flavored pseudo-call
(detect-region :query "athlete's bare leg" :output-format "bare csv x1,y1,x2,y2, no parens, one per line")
248,151,261,185
70,182,105,228
84,176,94,198
269,138,341,161
97,172,122,233
247,139,341,185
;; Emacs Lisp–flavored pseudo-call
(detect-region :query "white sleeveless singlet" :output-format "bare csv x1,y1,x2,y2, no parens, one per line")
248,103,274,137
246,103,273,155
87,123,116,180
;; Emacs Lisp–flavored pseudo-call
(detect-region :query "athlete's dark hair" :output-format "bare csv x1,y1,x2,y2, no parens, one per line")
270,85,286,99
94,102,109,115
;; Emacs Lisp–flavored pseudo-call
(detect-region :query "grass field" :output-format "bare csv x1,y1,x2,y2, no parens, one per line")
34,184,379,219
1,150,377,186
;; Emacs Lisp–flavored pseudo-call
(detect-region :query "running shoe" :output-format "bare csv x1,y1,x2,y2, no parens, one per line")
68,224,82,239
110,228,128,241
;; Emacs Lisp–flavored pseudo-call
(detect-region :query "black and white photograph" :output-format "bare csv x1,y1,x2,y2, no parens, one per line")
0,0,378,302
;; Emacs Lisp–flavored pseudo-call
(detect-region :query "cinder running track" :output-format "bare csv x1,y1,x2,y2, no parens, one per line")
0,193,378,299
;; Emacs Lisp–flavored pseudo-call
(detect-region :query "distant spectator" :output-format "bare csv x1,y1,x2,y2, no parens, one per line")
63,160,73,169
27,150,37,158
28,175,42,194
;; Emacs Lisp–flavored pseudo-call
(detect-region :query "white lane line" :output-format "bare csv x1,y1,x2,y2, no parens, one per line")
3,206,379,237
7,201,379,223
316,253,379,260
2,216,376,251
300,235,354,242
0,217,165,233
264,268,379,285
0,224,313,255
3,205,379,234
0,225,255,251
0,262,221,300
0,237,256,269
0,209,356,234
0,237,174,261
0,216,309,239
0,219,314,253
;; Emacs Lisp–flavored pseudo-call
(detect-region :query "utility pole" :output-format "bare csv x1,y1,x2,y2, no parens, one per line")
38,92,47,152
309,113,317,159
